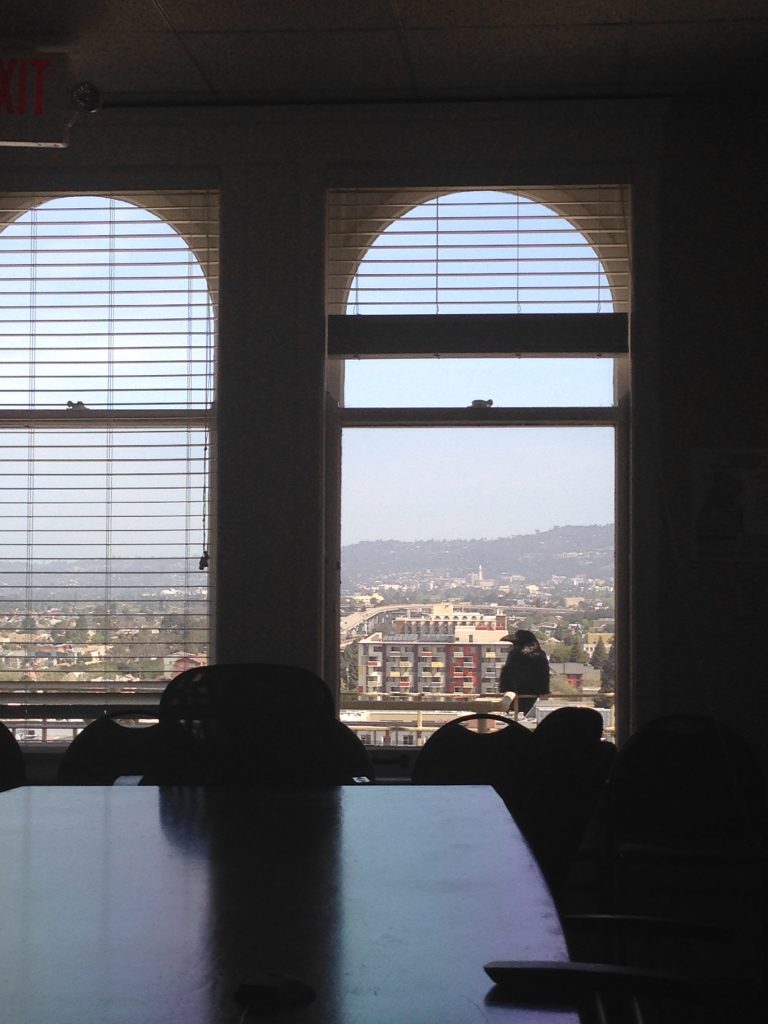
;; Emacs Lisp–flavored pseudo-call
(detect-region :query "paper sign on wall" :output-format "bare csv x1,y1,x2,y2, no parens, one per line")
693,449,768,560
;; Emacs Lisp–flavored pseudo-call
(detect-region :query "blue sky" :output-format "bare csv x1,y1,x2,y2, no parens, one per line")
340,190,615,546
341,424,614,546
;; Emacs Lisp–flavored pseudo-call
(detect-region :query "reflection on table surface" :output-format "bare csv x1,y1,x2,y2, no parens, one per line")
0,785,575,1023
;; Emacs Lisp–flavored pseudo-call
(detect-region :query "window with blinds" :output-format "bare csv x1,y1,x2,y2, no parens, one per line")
0,192,217,714
327,186,630,317
329,186,629,741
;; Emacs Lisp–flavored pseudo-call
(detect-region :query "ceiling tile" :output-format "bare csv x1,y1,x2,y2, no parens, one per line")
4,0,764,105
2,0,90,41
159,0,396,33
632,1,768,24
182,30,414,101
397,1,633,29
3,0,169,43
404,25,629,97
69,31,205,94
623,21,768,89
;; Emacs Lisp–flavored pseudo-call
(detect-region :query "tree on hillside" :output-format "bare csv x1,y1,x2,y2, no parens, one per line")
548,642,571,663
600,644,615,693
340,644,359,691
569,637,588,665
590,637,607,669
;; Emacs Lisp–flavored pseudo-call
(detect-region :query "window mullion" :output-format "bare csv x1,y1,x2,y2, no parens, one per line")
340,407,618,427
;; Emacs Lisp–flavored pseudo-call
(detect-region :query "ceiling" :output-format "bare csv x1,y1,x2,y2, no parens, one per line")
5,0,768,107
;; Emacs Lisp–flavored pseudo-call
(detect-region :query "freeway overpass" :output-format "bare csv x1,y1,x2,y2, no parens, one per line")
340,602,582,639
340,605,410,638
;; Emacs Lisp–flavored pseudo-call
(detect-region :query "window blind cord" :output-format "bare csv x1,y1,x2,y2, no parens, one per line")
597,186,603,314
199,190,214,572
434,193,440,315
23,207,39,712
515,193,521,314
102,199,118,693
199,430,209,571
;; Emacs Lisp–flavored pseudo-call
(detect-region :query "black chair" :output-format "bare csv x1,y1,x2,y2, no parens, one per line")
0,721,26,790
509,707,616,895
152,663,374,787
606,714,767,853
484,950,748,1024
601,714,768,990
605,714,767,895
411,712,531,789
487,713,764,1022
56,710,182,785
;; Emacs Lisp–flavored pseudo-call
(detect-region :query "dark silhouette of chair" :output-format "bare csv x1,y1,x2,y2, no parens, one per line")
410,709,613,895
602,714,768,988
486,714,764,1022
484,948,747,1024
509,707,616,895
56,711,181,785
152,663,374,787
0,722,26,790
410,713,531,789
607,714,766,853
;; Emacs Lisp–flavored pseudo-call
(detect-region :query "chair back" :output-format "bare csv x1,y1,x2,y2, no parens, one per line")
511,707,616,894
602,715,768,979
0,722,26,790
607,714,767,842
411,713,531,787
57,714,174,785
156,663,374,786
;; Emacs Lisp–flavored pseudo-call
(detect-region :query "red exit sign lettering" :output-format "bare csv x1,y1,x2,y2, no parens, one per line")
0,52,71,148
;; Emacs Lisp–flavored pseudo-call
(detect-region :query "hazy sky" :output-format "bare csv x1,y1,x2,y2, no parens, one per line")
340,189,616,547
341,422,614,546
3,191,616,555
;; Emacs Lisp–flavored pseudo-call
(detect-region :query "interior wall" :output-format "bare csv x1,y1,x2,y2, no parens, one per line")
650,99,768,765
1,95,765,771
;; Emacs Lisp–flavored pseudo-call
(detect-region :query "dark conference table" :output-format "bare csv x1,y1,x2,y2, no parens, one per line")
0,785,576,1023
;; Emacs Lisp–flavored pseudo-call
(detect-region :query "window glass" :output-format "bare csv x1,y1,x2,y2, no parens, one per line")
344,190,615,315
336,187,623,746
0,196,212,410
344,357,614,407
0,193,215,741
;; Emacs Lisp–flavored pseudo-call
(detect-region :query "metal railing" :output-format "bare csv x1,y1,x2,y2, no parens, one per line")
1,682,614,747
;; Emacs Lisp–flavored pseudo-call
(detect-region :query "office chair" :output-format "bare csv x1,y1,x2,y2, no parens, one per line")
410,709,613,897
484,949,750,1024
598,714,768,994
0,721,26,790
153,663,374,787
605,715,767,895
56,710,186,785
410,712,531,789
509,707,616,896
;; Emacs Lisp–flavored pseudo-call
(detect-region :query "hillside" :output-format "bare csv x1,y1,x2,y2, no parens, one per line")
341,524,614,587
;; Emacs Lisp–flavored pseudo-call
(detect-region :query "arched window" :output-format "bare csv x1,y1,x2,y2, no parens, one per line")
329,185,627,736
0,195,214,410
0,191,217,721
343,189,619,316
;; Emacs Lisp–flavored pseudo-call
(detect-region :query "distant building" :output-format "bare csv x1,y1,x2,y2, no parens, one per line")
356,604,510,694
584,632,615,657
163,652,206,677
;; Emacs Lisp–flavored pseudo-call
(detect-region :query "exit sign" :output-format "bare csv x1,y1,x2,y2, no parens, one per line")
0,52,71,148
